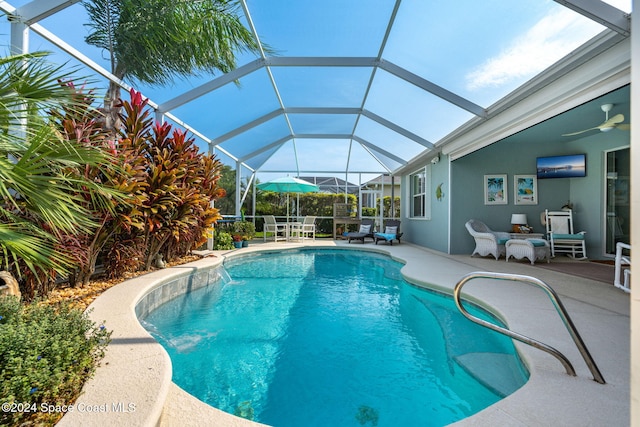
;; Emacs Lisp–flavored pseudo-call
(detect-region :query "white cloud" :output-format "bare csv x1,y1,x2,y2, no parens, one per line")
465,8,604,91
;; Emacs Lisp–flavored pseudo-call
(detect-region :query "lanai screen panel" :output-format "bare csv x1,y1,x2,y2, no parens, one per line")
288,114,358,135
347,143,401,173
246,0,394,56
364,69,476,144
172,69,281,139
292,138,354,172
271,67,373,108
354,116,426,163
0,0,631,179
383,0,613,107
218,118,291,160
243,147,281,171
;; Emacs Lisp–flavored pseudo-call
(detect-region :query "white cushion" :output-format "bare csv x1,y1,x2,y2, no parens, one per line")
359,224,371,233
385,226,398,234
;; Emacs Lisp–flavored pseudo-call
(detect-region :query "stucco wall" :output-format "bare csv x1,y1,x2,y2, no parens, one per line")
400,159,449,252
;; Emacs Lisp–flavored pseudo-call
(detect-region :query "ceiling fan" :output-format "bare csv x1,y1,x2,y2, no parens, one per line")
562,103,630,136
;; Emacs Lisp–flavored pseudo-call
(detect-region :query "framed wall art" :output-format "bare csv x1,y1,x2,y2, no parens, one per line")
514,175,537,205
484,174,507,205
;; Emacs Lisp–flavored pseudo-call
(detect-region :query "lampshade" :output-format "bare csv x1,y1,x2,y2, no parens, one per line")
511,214,528,225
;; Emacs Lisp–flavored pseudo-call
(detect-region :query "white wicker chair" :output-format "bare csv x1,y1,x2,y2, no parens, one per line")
465,219,510,260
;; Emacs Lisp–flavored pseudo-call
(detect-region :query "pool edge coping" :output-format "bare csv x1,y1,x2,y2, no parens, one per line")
57,256,226,427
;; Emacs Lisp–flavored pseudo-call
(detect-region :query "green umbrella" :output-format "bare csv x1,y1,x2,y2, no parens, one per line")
257,176,319,193
257,177,319,222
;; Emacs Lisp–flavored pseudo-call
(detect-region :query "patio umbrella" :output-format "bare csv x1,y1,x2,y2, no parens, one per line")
257,177,319,222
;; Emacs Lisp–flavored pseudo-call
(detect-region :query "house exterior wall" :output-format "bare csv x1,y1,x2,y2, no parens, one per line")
400,159,449,253
401,124,629,260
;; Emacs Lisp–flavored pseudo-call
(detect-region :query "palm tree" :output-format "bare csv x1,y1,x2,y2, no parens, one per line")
0,51,114,295
82,0,265,132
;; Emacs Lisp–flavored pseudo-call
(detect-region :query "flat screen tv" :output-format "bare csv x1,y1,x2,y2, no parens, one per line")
536,154,586,179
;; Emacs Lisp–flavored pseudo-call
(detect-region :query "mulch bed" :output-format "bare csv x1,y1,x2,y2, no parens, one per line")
45,255,201,311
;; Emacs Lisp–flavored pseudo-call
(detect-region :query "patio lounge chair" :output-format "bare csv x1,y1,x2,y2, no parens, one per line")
374,219,403,245
465,219,510,260
263,215,287,242
346,218,375,243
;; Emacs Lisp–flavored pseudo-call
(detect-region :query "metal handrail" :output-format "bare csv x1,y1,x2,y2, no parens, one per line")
453,271,605,384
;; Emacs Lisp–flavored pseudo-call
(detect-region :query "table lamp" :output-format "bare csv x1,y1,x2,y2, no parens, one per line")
511,213,528,233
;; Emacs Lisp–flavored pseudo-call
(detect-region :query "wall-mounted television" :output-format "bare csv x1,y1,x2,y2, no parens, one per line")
536,154,586,179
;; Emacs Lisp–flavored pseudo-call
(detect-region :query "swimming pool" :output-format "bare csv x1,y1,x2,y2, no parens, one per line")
142,249,528,427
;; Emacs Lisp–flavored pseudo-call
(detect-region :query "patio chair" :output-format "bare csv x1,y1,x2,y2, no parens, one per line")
374,219,403,245
346,218,375,243
544,209,587,259
263,215,287,242
291,215,317,240
464,219,510,260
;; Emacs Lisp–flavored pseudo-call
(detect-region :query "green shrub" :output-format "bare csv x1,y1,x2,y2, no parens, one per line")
213,231,234,250
233,221,256,240
0,296,111,426
361,207,376,217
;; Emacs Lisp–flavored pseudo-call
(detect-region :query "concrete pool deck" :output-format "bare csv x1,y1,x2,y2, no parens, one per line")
58,239,629,426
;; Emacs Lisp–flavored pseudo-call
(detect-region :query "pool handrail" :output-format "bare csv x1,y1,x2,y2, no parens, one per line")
453,271,606,384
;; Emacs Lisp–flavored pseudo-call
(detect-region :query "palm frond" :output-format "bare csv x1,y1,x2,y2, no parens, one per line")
0,222,72,277
82,0,121,73
0,50,116,280
83,0,265,85
0,52,79,117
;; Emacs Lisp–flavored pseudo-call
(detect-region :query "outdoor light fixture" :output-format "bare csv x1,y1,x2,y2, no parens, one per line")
511,213,529,233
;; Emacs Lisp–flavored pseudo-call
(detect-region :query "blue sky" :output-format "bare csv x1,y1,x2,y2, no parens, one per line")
0,0,631,184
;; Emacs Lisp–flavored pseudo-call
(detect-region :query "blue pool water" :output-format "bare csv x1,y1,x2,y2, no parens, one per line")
142,249,528,427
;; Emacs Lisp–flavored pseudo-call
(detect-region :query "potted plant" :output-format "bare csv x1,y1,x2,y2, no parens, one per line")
213,231,234,250
234,221,256,247
232,234,244,249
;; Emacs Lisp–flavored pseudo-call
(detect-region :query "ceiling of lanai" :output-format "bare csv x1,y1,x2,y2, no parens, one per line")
0,0,632,183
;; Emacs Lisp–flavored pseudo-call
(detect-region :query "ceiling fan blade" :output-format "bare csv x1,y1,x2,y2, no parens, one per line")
562,126,600,136
563,113,626,136
598,113,624,129
617,123,631,131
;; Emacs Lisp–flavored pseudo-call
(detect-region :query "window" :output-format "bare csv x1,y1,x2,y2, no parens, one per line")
409,166,430,218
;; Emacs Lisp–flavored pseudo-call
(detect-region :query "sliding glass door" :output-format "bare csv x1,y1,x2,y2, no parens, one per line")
605,147,630,256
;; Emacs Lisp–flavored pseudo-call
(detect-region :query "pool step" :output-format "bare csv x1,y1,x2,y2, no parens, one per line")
454,352,527,397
